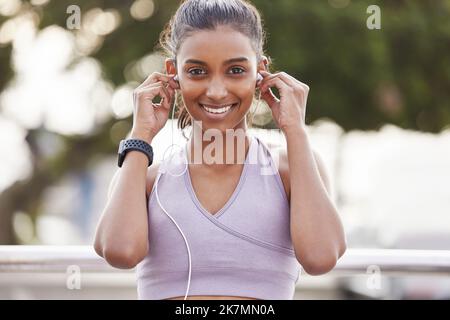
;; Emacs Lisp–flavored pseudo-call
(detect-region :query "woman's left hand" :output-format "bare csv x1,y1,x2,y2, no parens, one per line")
258,70,309,133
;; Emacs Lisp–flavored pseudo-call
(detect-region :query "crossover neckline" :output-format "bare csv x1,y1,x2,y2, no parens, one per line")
184,135,254,219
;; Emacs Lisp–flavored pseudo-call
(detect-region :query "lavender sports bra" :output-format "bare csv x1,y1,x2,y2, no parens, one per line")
136,134,301,299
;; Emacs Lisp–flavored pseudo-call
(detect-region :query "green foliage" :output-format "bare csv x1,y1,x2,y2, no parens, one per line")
2,0,449,132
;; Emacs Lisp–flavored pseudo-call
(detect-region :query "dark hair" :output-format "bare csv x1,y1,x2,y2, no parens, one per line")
156,0,271,139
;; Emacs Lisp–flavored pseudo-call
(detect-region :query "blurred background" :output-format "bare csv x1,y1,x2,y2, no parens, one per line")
0,0,449,299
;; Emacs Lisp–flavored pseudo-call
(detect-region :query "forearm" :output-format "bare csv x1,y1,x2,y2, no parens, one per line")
94,132,153,267
284,127,346,270
99,152,149,245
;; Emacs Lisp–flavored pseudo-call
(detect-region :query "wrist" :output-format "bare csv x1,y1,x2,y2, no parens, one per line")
281,125,308,138
130,129,155,144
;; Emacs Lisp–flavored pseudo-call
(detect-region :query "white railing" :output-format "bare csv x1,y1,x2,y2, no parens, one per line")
1,246,450,299
1,246,449,275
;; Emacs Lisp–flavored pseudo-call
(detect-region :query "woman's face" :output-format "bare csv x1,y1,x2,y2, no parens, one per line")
167,25,265,133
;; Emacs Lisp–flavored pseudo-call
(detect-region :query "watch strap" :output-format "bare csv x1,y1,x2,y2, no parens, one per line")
118,139,153,167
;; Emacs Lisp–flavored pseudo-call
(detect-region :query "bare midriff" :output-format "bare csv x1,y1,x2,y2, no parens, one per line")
165,295,259,300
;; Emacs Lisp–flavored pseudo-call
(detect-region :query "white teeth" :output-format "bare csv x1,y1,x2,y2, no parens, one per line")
201,104,234,114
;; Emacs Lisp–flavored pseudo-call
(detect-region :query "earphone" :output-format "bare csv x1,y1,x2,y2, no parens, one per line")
256,72,263,84
154,70,264,300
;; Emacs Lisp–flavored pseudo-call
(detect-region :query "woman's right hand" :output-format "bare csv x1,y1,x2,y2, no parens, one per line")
131,72,180,142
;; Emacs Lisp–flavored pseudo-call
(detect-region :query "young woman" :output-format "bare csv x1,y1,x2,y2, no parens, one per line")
94,0,346,300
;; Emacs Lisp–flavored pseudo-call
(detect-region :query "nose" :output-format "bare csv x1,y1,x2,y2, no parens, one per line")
205,76,228,101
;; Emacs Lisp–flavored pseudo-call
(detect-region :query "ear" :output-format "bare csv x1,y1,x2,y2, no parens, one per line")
257,55,269,74
165,58,177,75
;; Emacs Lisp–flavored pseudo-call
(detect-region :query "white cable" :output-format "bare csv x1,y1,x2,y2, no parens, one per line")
154,88,192,300
154,173,192,300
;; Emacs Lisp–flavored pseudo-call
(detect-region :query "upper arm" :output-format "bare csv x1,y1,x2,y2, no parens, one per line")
274,146,332,202
146,162,160,200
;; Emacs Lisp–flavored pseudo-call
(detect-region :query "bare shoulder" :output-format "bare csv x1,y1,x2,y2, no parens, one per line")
264,140,290,202
277,147,290,201
264,139,332,201
146,161,161,199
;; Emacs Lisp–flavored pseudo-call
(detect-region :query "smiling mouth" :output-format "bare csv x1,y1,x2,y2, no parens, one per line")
199,103,239,114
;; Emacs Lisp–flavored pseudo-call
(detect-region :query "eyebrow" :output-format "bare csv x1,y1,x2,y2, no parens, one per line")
183,57,249,66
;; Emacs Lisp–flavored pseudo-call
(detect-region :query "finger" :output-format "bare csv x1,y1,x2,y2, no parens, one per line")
259,71,291,87
257,75,280,108
164,85,176,108
153,85,172,110
273,72,298,88
167,75,179,90
160,80,177,101
260,77,292,99
139,72,180,90
272,75,309,122
136,84,171,110
156,83,175,110
160,87,174,111
256,70,271,88
272,73,308,105
261,73,308,107
259,70,271,78
136,81,172,103
258,70,279,84
275,72,310,94
260,86,279,107
260,70,308,92
140,72,172,87
258,71,288,92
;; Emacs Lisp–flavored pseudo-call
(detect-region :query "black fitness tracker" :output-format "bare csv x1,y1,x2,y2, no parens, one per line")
117,139,153,168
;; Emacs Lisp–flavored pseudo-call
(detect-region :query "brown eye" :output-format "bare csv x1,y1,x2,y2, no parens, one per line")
187,68,206,76
229,67,245,75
